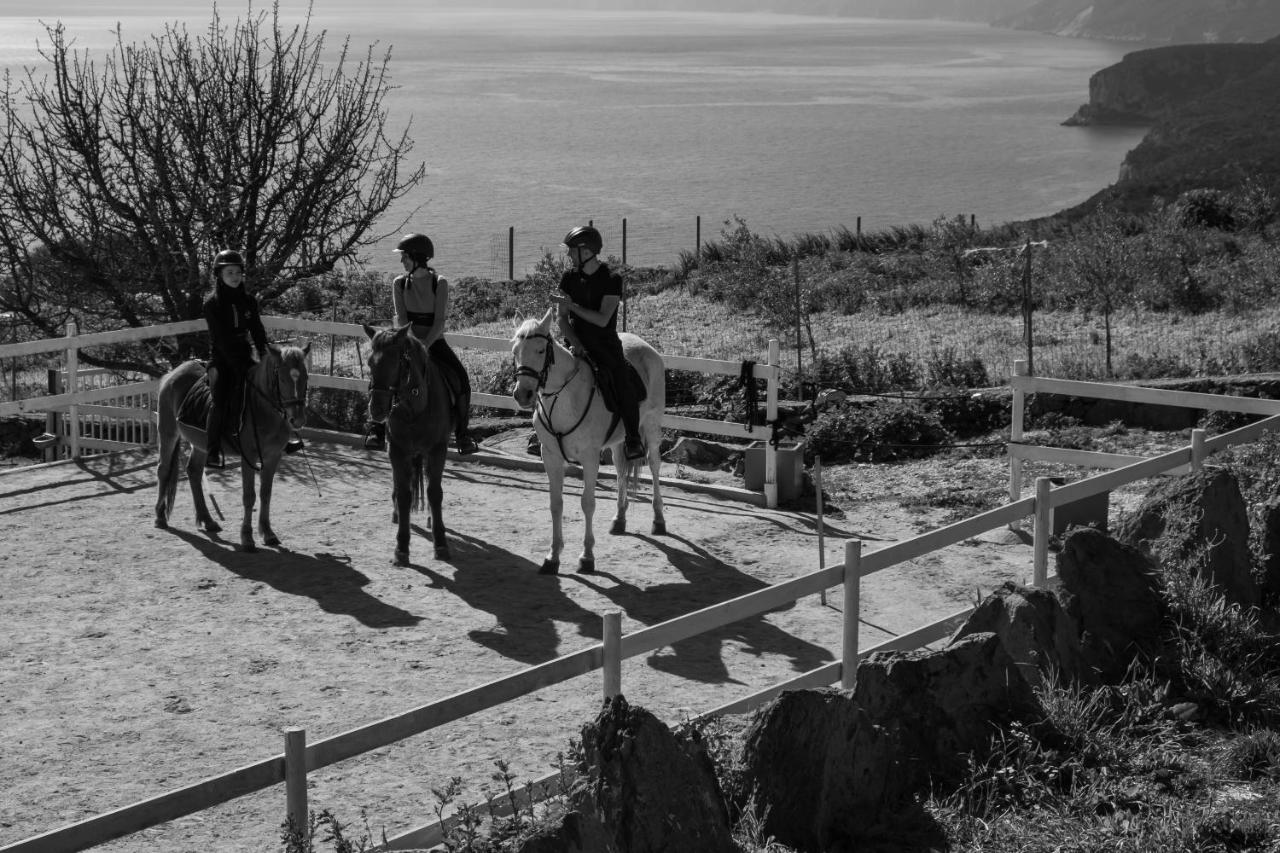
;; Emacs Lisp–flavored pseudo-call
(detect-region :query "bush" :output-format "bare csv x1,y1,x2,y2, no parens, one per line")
810,344,919,394
805,400,951,464
1172,188,1238,231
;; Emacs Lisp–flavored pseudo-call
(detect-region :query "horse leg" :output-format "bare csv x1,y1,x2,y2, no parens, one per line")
154,420,180,528
647,431,666,536
186,448,221,534
577,456,599,574
540,454,566,575
426,445,449,560
239,462,258,553
610,440,629,535
257,452,283,547
390,450,414,566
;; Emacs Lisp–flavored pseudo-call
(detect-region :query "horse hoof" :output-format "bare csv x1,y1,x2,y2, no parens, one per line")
391,510,399,524
539,559,560,575
577,558,595,575
242,541,257,554
434,545,451,560
393,550,410,567
200,520,222,535
263,534,280,547
154,517,168,530
652,520,667,536
610,519,626,535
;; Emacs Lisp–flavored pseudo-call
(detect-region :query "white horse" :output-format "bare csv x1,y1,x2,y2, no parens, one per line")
511,308,666,574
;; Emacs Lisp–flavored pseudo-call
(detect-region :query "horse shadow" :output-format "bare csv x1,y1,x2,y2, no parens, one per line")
408,529,605,666
167,528,421,629
572,532,834,685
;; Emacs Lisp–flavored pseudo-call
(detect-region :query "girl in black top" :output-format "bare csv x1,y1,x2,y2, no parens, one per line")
202,249,268,468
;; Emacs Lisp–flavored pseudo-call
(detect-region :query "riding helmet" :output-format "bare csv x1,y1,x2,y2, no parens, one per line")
394,233,434,264
561,225,602,255
212,249,244,276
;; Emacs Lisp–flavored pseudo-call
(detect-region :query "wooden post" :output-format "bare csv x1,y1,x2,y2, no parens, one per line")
602,611,622,699
622,217,627,267
1009,359,1027,506
1191,428,1207,471
66,320,80,459
1021,240,1034,374
284,727,308,834
792,256,803,395
856,216,862,250
621,219,628,332
44,368,60,461
816,456,827,606
695,215,701,259
1033,476,1053,587
841,539,862,689
329,299,337,376
508,226,515,281
764,339,780,509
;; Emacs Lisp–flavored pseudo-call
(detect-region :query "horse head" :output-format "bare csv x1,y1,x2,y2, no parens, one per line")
363,323,427,423
510,308,556,410
264,342,311,431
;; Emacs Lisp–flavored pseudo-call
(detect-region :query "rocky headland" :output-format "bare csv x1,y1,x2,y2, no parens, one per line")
997,0,1280,44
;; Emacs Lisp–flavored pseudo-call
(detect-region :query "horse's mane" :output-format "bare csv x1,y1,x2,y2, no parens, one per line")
512,317,543,342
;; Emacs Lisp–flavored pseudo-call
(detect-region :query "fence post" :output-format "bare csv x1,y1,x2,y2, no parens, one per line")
1033,476,1053,587
815,456,826,606
602,611,622,699
66,320,80,459
841,539,862,689
1009,359,1027,506
44,368,61,461
1191,428,1207,471
509,226,515,281
284,727,308,834
695,215,701,260
764,338,780,509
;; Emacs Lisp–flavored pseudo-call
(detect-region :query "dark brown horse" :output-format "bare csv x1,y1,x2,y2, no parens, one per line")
154,343,310,551
363,323,454,566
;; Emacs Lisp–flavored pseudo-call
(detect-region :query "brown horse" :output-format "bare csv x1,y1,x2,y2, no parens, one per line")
154,343,310,551
363,323,454,566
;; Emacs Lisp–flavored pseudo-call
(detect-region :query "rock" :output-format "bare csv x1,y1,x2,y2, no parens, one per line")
661,436,739,470
950,581,1090,687
1114,468,1259,607
1055,528,1166,683
562,695,734,853
735,633,1038,852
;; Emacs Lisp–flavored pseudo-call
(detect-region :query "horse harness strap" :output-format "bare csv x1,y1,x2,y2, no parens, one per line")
520,331,615,463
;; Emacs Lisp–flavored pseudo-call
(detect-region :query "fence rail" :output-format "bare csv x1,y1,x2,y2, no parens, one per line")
5,352,1280,853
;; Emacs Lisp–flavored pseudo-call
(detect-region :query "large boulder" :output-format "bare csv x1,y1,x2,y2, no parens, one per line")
523,695,734,853
950,581,1090,687
1055,528,1166,683
735,633,1039,852
1114,468,1260,607
661,436,739,470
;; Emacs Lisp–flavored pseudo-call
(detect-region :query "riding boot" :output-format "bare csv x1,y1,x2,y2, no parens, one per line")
455,389,479,454
206,408,226,469
616,373,646,461
364,421,386,451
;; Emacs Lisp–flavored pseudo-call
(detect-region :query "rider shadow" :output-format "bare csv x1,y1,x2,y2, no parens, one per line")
167,528,422,629
408,530,605,666
572,532,833,686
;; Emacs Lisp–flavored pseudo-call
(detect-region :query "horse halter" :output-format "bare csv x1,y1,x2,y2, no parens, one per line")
368,339,425,416
514,331,556,390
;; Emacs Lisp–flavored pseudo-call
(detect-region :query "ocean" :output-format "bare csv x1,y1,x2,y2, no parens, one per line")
0,3,1149,278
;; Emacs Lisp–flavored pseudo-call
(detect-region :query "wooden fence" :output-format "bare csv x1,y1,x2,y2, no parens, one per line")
0,317,791,506
3,349,1279,853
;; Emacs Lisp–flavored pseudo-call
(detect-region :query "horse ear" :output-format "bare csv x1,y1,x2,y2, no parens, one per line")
362,323,377,341
540,306,555,329
302,341,312,356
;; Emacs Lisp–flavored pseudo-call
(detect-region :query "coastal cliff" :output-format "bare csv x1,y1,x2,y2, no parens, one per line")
1062,43,1280,125
997,0,1280,44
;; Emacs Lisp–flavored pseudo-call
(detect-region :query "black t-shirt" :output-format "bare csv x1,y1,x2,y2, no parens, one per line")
559,264,622,340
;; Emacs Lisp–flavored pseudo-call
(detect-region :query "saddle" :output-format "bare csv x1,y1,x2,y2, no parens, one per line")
581,355,647,415
177,368,246,445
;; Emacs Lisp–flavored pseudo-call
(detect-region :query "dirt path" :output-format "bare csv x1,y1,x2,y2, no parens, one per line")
0,440,1037,852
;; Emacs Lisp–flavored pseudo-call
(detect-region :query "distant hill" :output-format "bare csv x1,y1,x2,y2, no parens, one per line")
997,0,1280,43
464,0,1038,23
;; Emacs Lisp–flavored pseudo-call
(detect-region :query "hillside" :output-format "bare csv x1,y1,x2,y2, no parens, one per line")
998,0,1280,43
466,0,1038,23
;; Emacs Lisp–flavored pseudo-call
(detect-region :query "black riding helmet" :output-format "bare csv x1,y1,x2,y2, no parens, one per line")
212,249,244,278
562,225,602,255
394,233,434,266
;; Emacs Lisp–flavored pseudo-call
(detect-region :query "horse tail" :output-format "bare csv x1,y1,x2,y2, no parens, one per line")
162,432,181,518
412,454,425,513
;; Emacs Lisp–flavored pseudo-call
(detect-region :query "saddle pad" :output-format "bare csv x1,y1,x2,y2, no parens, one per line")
594,361,648,416
177,374,213,430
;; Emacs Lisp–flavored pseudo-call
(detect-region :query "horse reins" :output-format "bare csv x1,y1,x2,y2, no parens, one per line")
516,331,600,463
369,339,429,424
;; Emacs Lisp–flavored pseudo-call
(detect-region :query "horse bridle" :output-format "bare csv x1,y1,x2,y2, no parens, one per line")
247,349,308,416
369,339,427,417
515,330,598,462
514,331,556,391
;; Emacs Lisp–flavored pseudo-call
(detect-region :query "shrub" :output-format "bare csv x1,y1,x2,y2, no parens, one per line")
1172,188,1238,231
810,344,919,394
805,400,951,464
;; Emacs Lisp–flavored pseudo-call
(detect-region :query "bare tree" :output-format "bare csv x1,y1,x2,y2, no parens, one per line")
0,4,423,370
1063,208,1141,378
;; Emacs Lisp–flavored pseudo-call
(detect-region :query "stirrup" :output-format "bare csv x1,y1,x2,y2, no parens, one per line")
456,435,480,455
207,450,226,469
624,437,646,461
285,438,305,455
526,434,542,457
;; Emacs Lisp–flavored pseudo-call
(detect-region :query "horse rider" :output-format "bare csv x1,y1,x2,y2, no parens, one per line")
202,249,282,468
364,232,479,454
549,224,646,461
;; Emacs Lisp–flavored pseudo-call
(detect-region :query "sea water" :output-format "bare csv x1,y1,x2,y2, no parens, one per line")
0,3,1149,277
